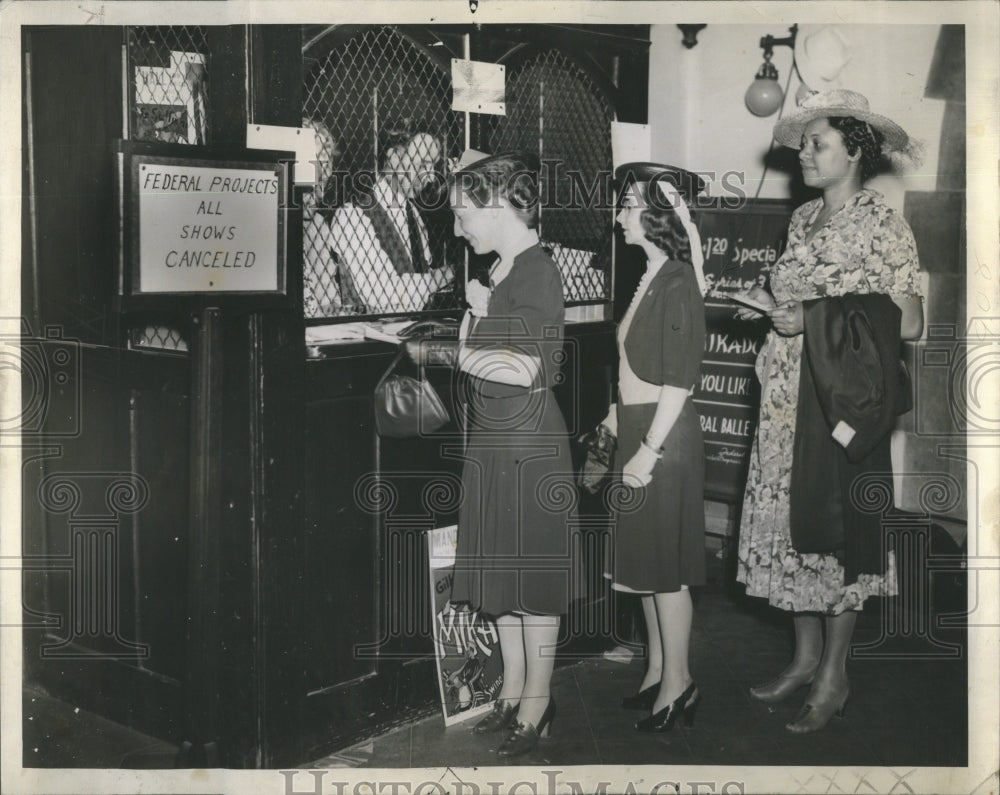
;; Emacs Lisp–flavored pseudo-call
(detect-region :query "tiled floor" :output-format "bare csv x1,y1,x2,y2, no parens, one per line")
23,551,967,770
314,584,968,768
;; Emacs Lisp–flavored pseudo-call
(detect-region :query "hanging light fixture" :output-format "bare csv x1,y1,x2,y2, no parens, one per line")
744,25,798,117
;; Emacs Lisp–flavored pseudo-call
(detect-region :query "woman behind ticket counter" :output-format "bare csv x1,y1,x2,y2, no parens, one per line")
735,90,924,734
409,151,576,758
598,162,708,734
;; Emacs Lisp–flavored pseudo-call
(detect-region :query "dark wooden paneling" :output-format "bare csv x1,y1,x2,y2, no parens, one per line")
250,26,304,126
205,27,249,145
23,346,189,743
24,27,124,346
303,392,380,686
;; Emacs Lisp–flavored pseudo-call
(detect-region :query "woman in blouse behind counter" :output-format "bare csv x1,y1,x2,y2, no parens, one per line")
735,90,924,734
598,162,708,733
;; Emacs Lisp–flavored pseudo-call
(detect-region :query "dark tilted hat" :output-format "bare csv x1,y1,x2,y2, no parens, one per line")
613,162,706,202
453,150,540,175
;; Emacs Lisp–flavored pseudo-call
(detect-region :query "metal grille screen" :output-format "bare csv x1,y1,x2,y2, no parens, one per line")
490,49,613,304
302,27,465,319
126,26,212,352
128,26,210,147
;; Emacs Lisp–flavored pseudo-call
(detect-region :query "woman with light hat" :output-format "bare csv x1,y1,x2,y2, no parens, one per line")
734,90,924,733
597,162,708,733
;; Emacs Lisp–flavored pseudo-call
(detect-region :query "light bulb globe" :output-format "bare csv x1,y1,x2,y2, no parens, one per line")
745,78,784,117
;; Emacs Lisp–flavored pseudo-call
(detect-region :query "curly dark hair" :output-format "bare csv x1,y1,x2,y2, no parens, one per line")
450,152,540,229
829,116,884,182
627,180,693,263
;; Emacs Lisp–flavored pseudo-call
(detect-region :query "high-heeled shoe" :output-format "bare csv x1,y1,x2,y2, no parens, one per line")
785,690,849,734
634,682,699,733
473,699,519,735
749,668,817,704
622,682,660,710
497,698,556,757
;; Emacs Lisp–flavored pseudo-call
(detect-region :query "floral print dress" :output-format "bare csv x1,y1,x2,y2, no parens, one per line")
736,189,921,614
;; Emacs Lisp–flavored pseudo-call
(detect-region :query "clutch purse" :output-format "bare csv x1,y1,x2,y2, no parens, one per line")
577,423,618,494
374,347,450,438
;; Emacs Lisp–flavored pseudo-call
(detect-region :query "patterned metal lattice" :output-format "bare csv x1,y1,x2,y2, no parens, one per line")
491,49,614,304
129,324,189,353
126,26,210,352
302,27,465,319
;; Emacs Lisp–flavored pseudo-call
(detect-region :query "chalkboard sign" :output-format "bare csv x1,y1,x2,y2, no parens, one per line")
691,199,792,504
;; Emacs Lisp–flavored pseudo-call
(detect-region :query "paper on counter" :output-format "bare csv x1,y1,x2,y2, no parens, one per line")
305,323,367,344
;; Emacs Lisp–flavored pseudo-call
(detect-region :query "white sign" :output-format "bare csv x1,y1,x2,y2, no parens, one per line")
246,123,323,185
451,58,506,115
611,121,651,169
137,162,280,293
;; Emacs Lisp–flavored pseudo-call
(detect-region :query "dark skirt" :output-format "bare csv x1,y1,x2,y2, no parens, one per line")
452,386,578,616
611,400,706,593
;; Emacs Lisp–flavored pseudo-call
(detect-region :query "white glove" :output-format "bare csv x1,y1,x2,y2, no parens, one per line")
466,279,491,317
599,403,618,437
622,445,658,488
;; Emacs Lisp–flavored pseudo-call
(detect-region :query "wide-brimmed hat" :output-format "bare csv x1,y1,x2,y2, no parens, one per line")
794,25,851,92
773,89,910,152
613,162,706,202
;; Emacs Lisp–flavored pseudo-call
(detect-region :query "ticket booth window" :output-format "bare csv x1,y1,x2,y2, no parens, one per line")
302,26,465,320
302,27,615,321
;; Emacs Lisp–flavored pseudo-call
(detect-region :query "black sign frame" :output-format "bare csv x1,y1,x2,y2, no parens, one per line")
116,140,295,313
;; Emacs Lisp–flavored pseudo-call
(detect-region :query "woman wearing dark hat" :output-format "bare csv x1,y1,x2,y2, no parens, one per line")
735,89,924,733
410,151,576,757
598,162,707,733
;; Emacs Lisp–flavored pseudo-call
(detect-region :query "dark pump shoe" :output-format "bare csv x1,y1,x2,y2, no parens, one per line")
622,682,660,710
472,699,519,735
497,698,556,758
635,682,699,733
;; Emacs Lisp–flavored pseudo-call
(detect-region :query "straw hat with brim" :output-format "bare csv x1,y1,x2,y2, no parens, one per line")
773,89,909,152
614,162,706,202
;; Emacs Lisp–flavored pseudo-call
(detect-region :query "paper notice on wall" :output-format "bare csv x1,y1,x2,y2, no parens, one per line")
611,121,651,169
452,59,505,115
246,124,319,184
134,51,207,145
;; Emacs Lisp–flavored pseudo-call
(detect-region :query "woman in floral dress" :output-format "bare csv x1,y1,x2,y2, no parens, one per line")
735,90,924,733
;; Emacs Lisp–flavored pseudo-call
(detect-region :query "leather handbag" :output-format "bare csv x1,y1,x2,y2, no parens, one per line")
374,347,450,438
577,424,618,494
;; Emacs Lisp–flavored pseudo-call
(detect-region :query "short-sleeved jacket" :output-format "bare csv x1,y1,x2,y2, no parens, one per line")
467,245,566,399
622,260,705,391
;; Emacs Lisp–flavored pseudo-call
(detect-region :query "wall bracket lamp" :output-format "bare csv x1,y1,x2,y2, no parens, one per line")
677,25,707,49
745,24,798,117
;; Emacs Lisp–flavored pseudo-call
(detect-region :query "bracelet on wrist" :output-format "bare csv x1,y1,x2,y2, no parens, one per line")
641,437,663,458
